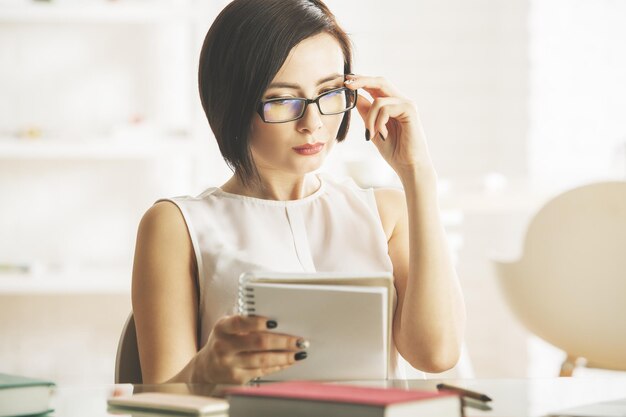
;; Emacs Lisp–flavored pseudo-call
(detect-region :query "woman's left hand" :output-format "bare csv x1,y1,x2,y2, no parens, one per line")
344,74,434,177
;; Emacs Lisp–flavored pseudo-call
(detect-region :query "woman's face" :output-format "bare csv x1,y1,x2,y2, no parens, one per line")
249,32,346,176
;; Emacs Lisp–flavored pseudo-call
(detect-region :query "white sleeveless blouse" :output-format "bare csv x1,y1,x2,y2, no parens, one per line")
160,173,409,379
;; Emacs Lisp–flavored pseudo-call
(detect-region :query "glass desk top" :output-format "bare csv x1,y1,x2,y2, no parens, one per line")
50,377,626,417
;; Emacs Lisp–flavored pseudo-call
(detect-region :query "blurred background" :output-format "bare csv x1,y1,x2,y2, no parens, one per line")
1,0,625,384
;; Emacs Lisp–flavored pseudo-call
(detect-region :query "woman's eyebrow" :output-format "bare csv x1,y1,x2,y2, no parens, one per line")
268,73,343,89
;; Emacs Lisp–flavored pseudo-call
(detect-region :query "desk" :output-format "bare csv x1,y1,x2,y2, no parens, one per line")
50,378,626,417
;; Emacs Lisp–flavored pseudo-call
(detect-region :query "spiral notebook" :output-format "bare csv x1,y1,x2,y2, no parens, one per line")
238,271,394,381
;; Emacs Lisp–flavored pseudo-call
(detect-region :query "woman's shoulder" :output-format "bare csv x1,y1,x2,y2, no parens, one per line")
138,200,189,241
151,188,223,215
372,187,406,241
134,201,195,284
373,186,405,205
159,187,221,203
140,187,225,240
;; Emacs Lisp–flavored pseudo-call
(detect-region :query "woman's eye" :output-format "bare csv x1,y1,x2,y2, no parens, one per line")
321,87,342,94
322,88,343,96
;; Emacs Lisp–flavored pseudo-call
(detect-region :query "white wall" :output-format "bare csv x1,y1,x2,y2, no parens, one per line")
528,0,626,187
0,1,198,383
305,0,528,182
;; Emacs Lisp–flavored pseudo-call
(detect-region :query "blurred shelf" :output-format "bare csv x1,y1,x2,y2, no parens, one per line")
0,136,196,160
0,269,130,295
0,2,190,24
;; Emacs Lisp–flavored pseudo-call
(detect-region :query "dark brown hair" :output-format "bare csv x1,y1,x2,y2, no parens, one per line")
198,0,353,185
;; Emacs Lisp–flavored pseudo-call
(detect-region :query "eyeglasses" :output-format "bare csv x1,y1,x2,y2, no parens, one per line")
257,87,357,123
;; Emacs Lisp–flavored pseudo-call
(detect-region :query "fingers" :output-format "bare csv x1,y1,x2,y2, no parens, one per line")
371,100,392,140
207,315,309,384
356,95,389,140
214,314,274,336
229,351,306,384
344,74,402,98
237,350,305,370
231,331,304,352
355,93,372,123
358,95,408,140
349,73,416,142
215,315,305,350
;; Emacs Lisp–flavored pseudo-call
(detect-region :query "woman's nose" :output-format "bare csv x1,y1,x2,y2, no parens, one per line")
296,102,324,133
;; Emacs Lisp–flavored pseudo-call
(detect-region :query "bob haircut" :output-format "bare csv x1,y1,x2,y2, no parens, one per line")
198,0,354,185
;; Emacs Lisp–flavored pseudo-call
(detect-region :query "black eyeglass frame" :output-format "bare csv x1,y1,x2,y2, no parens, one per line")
256,87,358,123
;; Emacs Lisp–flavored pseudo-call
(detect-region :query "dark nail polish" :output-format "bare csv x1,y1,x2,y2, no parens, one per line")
365,129,370,141
295,351,307,361
379,132,386,141
296,339,310,349
266,320,277,329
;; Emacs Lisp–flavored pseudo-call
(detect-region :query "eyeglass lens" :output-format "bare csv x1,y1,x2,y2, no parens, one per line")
262,89,355,123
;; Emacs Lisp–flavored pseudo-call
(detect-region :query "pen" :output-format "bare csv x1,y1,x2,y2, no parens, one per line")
436,383,492,402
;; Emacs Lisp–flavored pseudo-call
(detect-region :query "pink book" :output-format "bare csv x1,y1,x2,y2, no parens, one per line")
226,381,462,417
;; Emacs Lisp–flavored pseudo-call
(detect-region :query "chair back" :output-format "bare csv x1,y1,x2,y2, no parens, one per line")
494,181,626,371
115,312,143,384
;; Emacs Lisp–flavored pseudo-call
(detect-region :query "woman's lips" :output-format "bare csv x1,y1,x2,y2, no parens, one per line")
292,142,325,155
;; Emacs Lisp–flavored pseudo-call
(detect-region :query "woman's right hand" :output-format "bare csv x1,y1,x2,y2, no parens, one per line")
192,314,307,384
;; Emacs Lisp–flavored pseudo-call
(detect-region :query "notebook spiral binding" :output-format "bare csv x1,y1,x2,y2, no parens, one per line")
238,284,256,316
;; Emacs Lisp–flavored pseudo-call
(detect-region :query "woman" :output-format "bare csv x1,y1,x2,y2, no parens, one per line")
132,0,465,384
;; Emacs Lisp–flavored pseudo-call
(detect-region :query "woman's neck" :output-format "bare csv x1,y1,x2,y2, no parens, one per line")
220,171,321,201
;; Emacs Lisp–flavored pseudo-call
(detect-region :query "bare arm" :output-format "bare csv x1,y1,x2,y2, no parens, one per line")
346,73,465,373
131,201,199,383
376,176,466,373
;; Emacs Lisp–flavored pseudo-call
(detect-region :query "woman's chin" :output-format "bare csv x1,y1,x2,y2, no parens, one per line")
291,155,326,174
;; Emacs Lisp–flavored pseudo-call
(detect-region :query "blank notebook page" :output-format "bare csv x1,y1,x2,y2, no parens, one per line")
243,282,388,381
